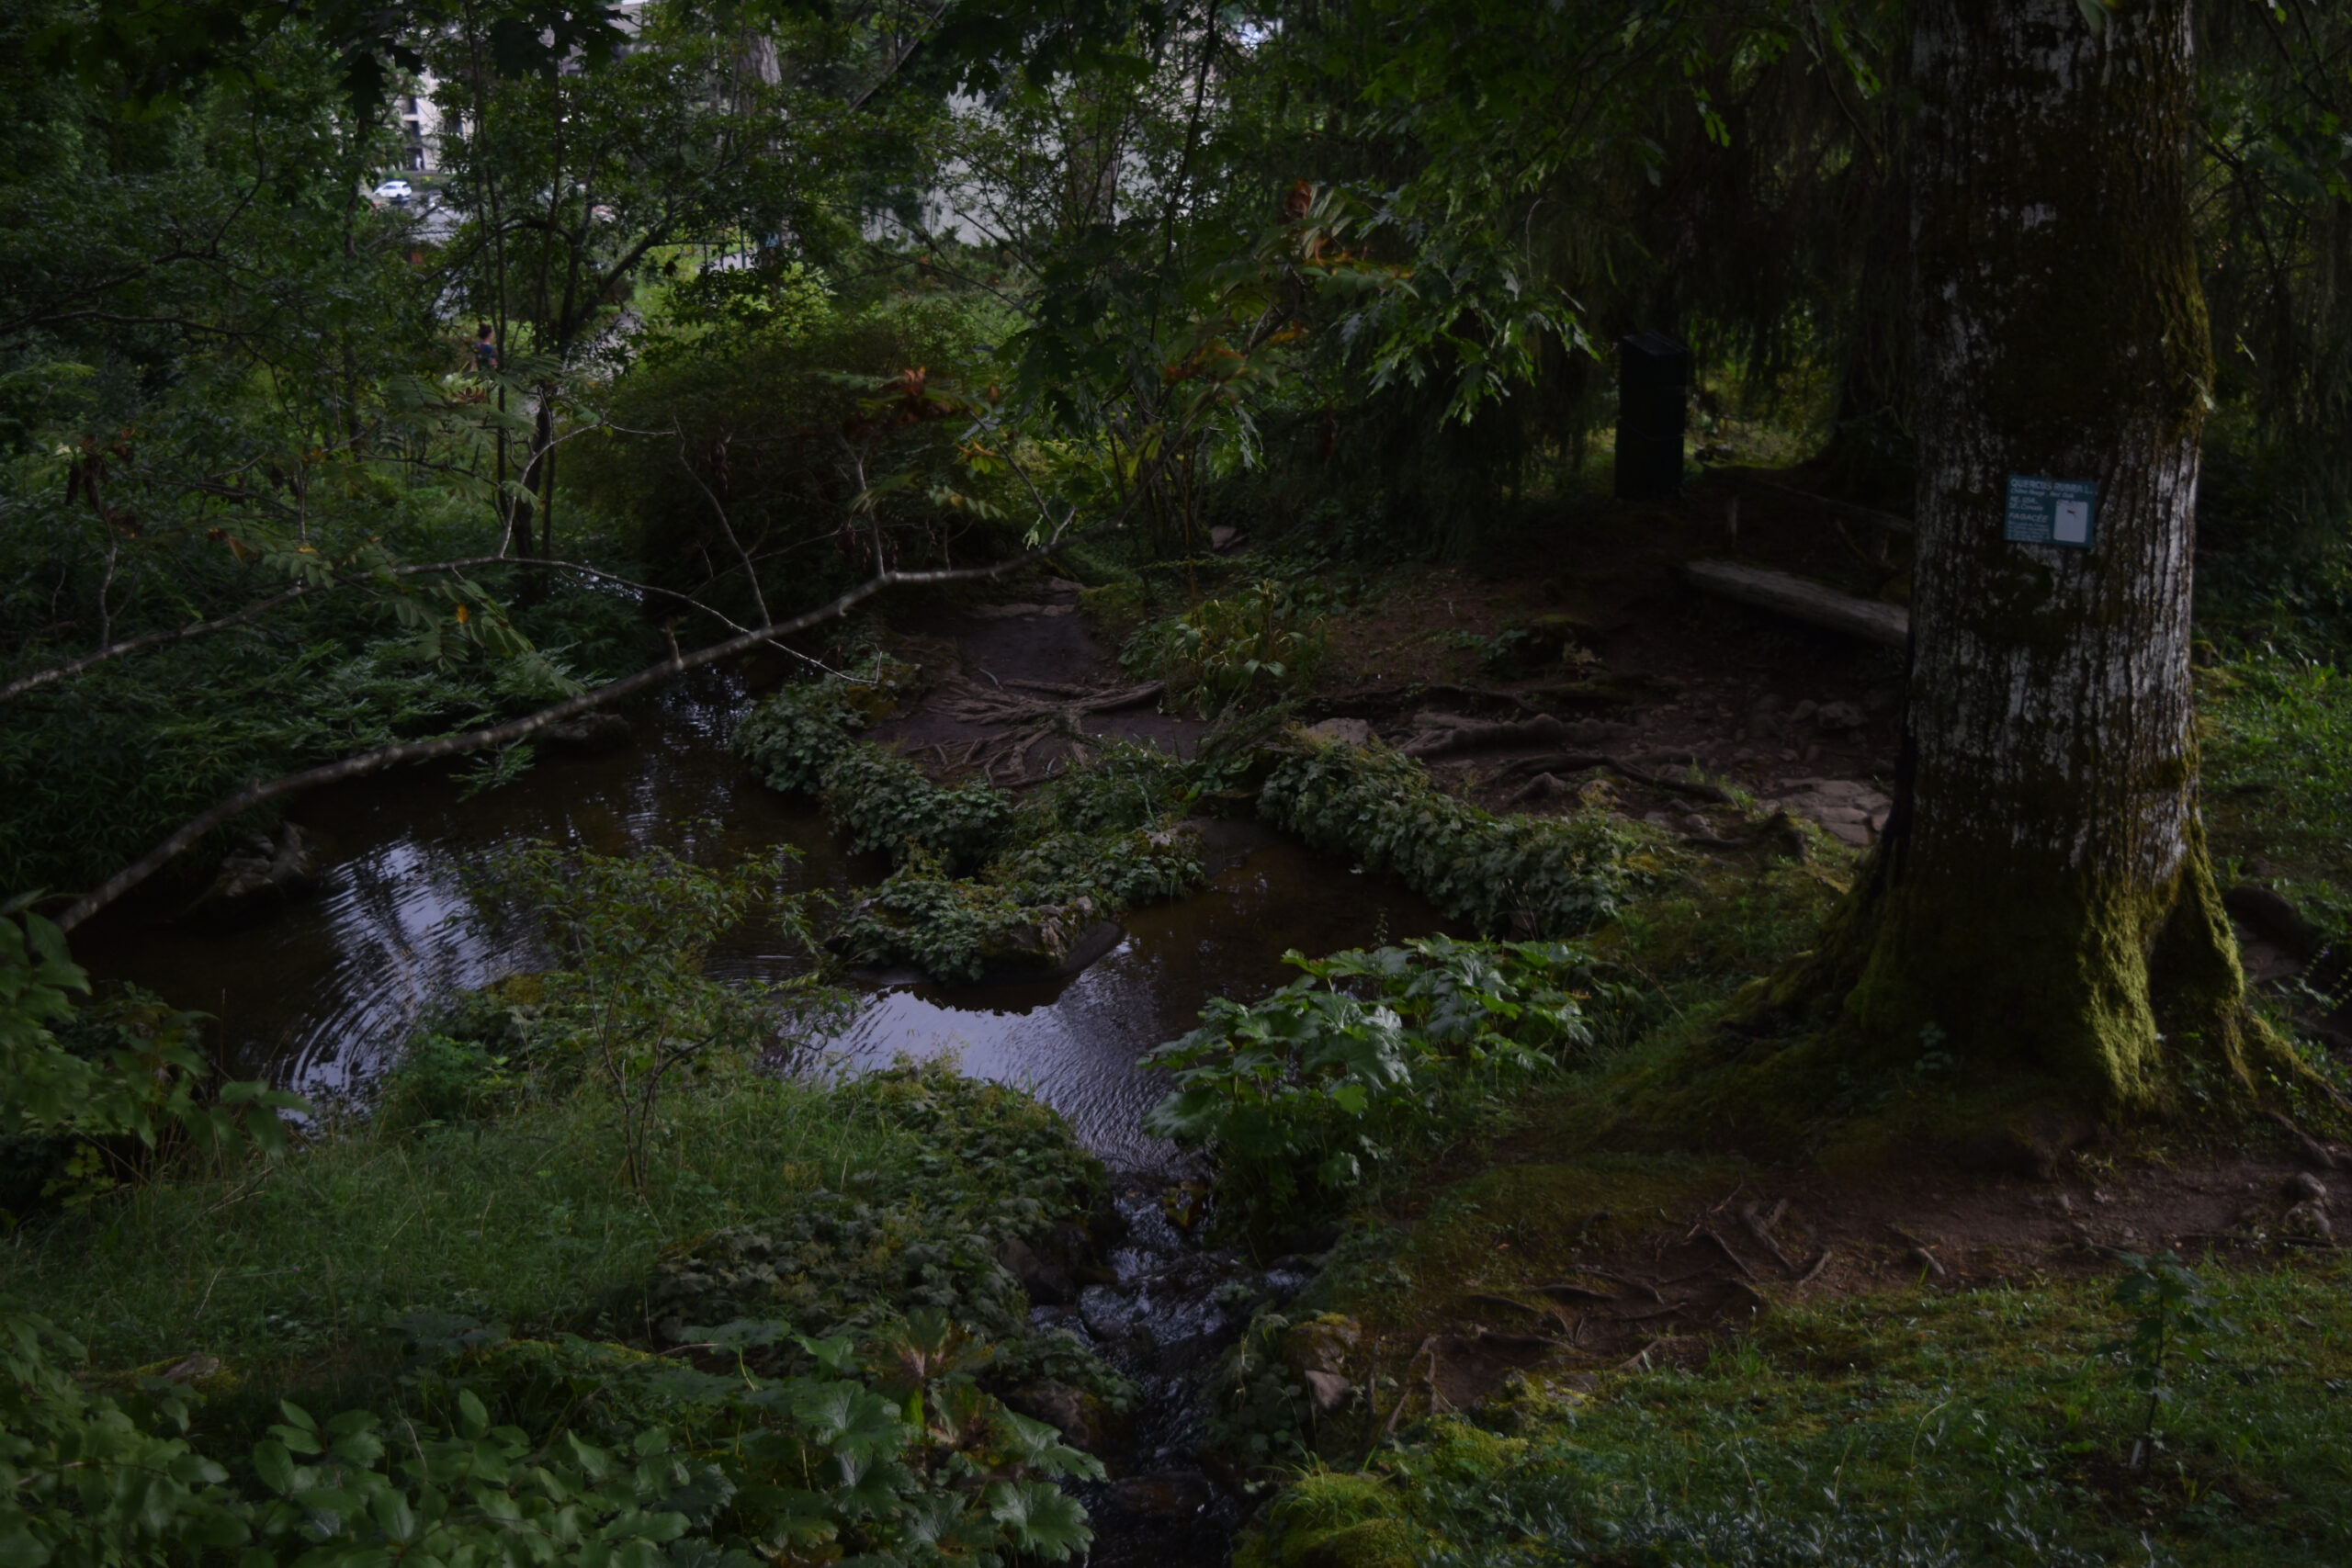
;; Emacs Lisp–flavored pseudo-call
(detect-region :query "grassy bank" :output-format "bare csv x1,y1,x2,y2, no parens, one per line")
6,1071,932,1378
1241,1261,2352,1567
0,835,1130,1567
0,1050,1127,1567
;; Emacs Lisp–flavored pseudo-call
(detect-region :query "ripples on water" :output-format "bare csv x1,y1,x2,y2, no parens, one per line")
78,674,1445,1167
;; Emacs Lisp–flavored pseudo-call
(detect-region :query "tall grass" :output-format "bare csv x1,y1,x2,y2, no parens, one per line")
2,1076,915,1376
2201,656,2352,923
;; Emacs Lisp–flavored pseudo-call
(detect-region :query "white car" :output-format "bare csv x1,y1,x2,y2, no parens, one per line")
372,179,414,207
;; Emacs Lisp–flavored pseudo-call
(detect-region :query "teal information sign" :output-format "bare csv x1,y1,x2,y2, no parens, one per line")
2004,475,2098,549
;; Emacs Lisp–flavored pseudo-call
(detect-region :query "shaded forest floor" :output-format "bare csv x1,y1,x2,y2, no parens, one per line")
14,457,2352,1567
831,469,2352,1565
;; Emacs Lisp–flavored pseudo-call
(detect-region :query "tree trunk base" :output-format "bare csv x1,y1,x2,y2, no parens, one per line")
1745,825,2320,1118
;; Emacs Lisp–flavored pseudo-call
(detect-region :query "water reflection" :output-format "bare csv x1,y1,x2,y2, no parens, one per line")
76,675,1446,1165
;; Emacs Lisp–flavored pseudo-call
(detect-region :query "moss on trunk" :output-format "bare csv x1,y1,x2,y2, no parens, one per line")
1770,0,2310,1110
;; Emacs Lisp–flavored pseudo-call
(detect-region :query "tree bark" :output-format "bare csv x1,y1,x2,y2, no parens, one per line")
1783,0,2297,1104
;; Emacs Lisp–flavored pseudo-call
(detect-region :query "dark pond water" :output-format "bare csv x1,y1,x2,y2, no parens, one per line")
76,673,1446,1168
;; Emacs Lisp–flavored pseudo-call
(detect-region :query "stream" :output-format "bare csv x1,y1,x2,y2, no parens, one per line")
76,670,1443,1562
77,671,1443,1167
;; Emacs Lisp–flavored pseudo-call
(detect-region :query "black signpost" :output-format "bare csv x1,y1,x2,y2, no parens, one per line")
1615,331,1690,502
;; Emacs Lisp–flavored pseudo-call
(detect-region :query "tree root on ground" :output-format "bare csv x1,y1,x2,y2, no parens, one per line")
917,675,1166,785
1498,753,1736,806
1403,710,1642,759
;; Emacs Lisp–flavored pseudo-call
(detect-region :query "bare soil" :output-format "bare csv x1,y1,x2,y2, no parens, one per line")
1298,475,1912,846
1399,1133,2351,1410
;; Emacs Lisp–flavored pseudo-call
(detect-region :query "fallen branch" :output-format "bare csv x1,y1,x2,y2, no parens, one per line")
1680,559,1910,649
54,524,1121,932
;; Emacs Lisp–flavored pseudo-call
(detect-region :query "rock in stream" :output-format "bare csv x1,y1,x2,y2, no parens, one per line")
1037,1177,1320,1564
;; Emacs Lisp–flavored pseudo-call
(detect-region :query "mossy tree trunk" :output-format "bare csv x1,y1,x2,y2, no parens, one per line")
1787,0,2295,1105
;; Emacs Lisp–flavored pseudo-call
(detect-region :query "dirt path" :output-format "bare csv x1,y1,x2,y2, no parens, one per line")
1293,475,1911,848
1386,1126,2350,1410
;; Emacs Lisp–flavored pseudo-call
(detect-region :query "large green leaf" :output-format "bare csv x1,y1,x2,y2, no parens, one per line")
986,1480,1091,1562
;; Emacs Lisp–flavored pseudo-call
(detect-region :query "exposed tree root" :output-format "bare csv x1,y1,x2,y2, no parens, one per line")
1733,818,2330,1121
1403,713,1636,758
2266,1110,2349,1171
922,675,1165,785
1497,752,1735,805
1740,1199,1798,1271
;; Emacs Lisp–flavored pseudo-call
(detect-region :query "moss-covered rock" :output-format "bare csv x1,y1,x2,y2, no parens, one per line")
1234,1472,1429,1568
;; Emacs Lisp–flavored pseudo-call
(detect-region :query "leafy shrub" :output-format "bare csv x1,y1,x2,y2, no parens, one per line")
730,678,868,794
1145,938,1599,1227
1125,581,1329,715
0,903,302,1211
372,1031,534,1126
822,747,1015,871
1031,739,1202,834
0,1293,1105,1568
734,662,1015,874
656,1063,1109,1347
735,671,1213,981
1258,734,1647,936
989,825,1205,908
832,855,1045,983
572,292,1026,633
2100,1249,2236,1449
464,842,844,1190
833,826,1204,982
373,973,581,1128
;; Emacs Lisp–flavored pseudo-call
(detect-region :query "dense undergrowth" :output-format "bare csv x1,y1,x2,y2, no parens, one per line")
1114,747,2352,1567
1144,937,1623,1231
730,651,1658,985
1121,580,1331,716
2199,654,2352,927
0,854,1126,1566
0,526,649,897
1259,737,1656,938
